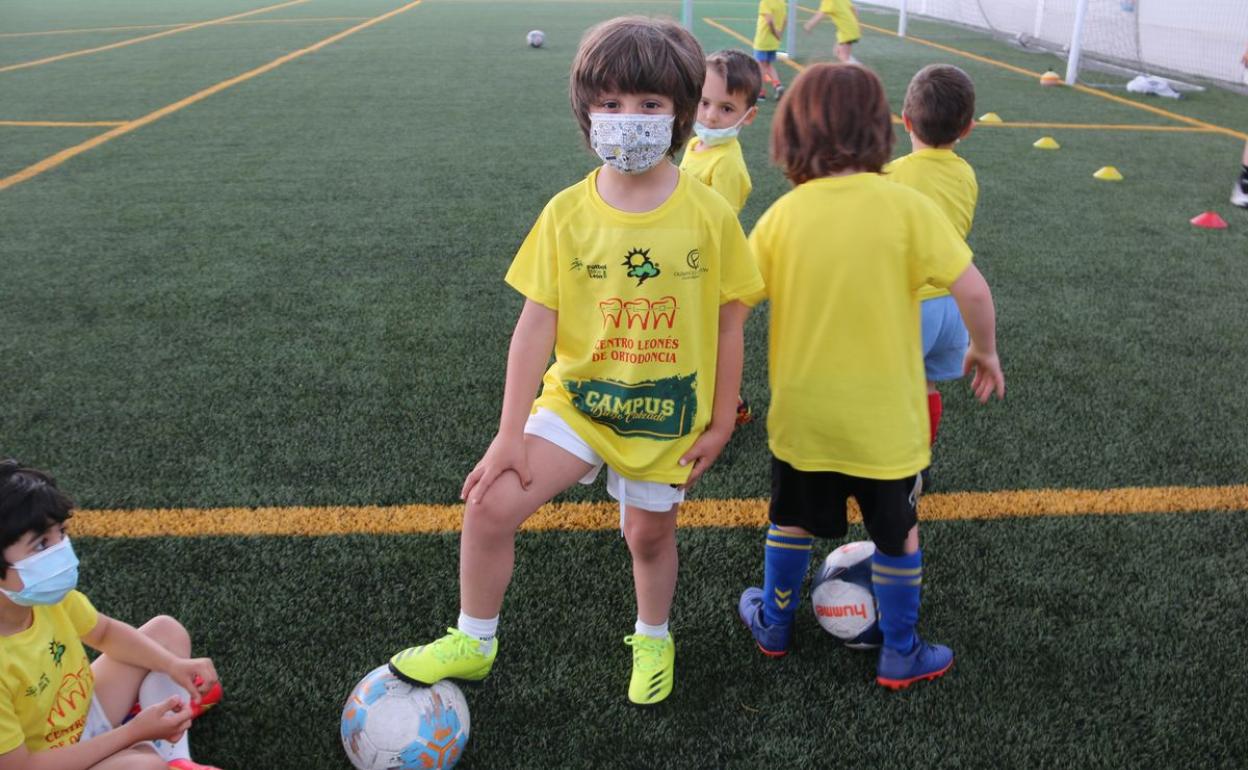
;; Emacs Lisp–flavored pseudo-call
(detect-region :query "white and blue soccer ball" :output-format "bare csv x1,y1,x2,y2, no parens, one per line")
341,665,470,770
811,540,883,650
526,29,545,48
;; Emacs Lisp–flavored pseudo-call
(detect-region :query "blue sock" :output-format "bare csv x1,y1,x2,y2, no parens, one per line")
761,526,813,627
872,549,923,654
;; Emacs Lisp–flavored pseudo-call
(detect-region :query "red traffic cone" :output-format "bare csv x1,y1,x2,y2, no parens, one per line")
1190,211,1228,229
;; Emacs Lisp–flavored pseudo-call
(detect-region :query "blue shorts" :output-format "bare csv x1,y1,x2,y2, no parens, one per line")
921,295,969,382
754,49,777,62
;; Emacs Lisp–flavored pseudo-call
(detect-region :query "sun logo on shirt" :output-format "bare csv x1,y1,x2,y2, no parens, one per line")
623,248,660,286
48,639,66,668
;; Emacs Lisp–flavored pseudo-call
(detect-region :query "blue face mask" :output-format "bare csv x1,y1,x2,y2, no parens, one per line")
1,536,79,607
693,108,755,148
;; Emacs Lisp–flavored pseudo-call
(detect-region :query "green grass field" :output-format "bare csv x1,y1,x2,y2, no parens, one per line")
2,1,1247,767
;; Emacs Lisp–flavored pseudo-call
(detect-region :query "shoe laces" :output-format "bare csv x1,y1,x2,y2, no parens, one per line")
432,628,480,661
623,634,666,671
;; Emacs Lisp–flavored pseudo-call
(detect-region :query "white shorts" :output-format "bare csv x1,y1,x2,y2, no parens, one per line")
80,696,114,741
524,408,685,526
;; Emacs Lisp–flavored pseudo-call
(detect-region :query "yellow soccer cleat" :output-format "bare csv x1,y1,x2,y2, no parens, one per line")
624,633,675,705
389,628,497,685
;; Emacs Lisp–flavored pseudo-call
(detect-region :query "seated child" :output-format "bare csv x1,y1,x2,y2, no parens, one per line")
0,460,223,770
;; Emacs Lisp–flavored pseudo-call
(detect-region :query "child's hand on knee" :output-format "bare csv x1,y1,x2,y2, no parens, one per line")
461,435,532,503
127,695,194,744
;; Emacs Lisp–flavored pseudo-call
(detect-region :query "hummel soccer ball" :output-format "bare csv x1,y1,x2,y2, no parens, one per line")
811,541,883,650
526,29,545,48
341,666,470,770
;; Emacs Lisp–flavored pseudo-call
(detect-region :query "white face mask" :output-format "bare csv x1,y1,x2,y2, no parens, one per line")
693,108,755,148
589,113,674,175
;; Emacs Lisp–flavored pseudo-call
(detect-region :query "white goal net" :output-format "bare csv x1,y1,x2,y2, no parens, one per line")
865,0,1248,85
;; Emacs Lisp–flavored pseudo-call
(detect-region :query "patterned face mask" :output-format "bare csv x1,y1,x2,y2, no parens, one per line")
589,113,674,175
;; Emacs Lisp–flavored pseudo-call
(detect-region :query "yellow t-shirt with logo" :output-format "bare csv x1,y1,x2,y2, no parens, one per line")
884,148,978,301
754,0,787,51
0,591,99,753
678,136,753,215
506,168,764,484
744,173,972,478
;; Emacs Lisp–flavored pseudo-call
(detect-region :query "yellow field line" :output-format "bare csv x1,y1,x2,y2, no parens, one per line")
976,120,1218,133
69,485,1248,539
797,6,1248,142
0,17,369,39
0,0,310,74
0,120,128,127
0,1,424,193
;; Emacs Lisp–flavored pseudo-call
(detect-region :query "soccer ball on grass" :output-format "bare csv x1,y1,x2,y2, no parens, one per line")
341,665,470,770
811,540,883,650
526,29,545,48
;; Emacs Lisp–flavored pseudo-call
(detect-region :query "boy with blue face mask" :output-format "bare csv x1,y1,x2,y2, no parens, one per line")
679,50,761,216
0,460,224,770
388,16,763,706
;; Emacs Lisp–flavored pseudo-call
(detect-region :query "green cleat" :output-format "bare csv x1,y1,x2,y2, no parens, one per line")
389,628,497,685
624,633,675,706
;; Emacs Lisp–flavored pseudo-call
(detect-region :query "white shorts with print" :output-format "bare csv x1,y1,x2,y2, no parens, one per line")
80,696,114,741
524,408,685,524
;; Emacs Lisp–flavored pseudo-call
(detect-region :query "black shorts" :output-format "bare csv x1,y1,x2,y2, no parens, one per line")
769,455,921,554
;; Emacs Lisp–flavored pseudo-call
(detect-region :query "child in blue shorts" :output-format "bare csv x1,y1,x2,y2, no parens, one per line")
884,64,980,487
753,0,788,99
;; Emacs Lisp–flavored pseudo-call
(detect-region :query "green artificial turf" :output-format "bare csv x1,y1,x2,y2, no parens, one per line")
1,1,1246,767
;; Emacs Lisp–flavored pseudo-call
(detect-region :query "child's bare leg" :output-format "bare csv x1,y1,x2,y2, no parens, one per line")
91,615,190,726
836,42,853,62
623,504,678,626
459,435,594,618
89,745,166,770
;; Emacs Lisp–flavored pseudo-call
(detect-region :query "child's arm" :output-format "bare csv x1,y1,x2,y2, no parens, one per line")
460,299,557,503
678,301,749,488
81,614,217,705
764,12,782,39
0,697,191,770
947,263,1006,402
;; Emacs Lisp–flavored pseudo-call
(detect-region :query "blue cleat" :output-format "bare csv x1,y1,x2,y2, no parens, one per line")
876,639,954,690
737,587,791,657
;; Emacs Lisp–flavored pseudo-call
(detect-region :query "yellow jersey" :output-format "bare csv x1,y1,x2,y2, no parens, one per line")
678,135,753,215
884,148,979,301
0,591,99,753
818,0,862,44
745,173,972,478
507,168,764,483
754,0,787,51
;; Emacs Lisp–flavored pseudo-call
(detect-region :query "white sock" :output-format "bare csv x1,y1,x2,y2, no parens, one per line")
138,672,191,761
457,612,499,652
634,618,669,639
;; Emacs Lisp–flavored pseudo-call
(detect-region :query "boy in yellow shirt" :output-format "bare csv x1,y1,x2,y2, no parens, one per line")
389,16,763,706
884,64,978,488
679,50,761,216
754,0,788,100
0,460,223,770
735,64,1004,690
802,0,862,63
679,49,763,425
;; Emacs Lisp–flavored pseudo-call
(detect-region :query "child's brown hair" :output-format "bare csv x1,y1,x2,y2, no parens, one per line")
770,63,894,185
902,64,975,147
569,16,706,157
707,49,763,109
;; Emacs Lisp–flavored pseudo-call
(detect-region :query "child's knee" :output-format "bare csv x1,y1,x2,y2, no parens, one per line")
462,496,520,539
140,614,191,654
623,509,675,557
